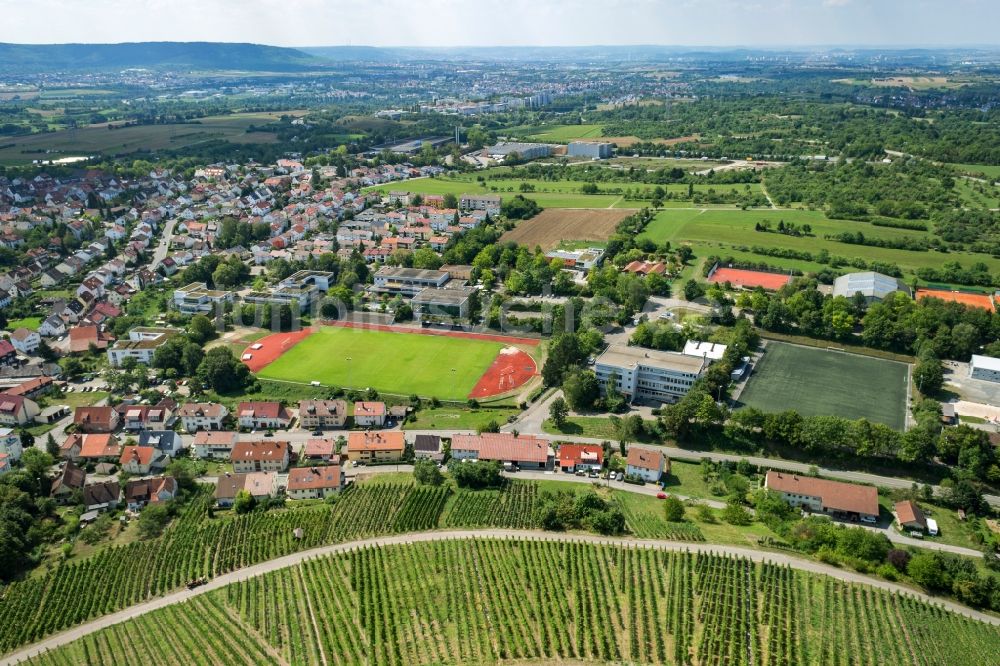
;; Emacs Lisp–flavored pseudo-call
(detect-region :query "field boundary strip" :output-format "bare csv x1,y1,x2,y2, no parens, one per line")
240,328,316,373
6,528,999,665
322,320,541,346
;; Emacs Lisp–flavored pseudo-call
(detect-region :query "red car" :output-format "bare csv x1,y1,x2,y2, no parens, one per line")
656,492,668,500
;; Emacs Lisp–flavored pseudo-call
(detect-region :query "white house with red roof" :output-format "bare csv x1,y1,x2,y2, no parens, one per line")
353,401,386,427
558,444,604,474
287,466,343,500
451,433,553,470
237,402,291,430
625,447,667,484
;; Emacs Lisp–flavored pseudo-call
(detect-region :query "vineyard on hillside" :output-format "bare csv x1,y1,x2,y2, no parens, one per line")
0,482,450,654
21,539,1000,666
443,479,540,529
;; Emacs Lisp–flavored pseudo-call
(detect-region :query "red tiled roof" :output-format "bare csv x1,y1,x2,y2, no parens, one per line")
347,430,404,452
237,401,288,420
354,401,386,417
765,471,879,517
120,445,157,466
79,434,120,459
451,433,550,464
626,447,665,472
230,440,289,462
895,500,927,528
559,444,604,468
304,438,337,457
287,466,341,491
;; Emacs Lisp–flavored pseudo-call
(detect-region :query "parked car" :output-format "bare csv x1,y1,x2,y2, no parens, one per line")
656,492,668,499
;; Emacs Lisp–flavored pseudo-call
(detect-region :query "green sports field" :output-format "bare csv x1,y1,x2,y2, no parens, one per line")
737,341,908,430
257,327,505,400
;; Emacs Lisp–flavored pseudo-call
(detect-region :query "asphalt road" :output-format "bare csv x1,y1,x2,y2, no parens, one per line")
4,528,996,664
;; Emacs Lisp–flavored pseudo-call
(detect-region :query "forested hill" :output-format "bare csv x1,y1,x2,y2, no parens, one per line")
0,42,326,72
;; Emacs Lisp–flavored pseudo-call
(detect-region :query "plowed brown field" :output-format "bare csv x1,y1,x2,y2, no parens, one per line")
500,208,635,250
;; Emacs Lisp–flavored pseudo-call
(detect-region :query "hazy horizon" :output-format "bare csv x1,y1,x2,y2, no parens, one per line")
2,0,998,49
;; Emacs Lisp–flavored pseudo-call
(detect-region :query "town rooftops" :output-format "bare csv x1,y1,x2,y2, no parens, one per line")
288,466,342,491
299,399,346,418
78,434,121,459
304,438,338,458
119,445,157,467
626,447,666,472
177,402,227,418
765,471,879,517
230,440,289,462
413,434,441,453
347,430,405,452
237,401,288,420
193,430,238,446
451,433,550,464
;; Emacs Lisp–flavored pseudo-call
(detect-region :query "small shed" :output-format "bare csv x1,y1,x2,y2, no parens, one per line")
894,500,927,531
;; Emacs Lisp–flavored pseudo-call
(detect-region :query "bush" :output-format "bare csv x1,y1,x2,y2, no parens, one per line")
876,563,899,581
663,496,685,522
887,548,911,572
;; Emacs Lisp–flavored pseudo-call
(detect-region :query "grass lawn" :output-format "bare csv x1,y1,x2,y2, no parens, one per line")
403,406,518,431
639,207,1000,279
738,341,908,430
947,163,1000,179
258,327,504,401
46,390,109,409
542,416,658,442
7,316,42,330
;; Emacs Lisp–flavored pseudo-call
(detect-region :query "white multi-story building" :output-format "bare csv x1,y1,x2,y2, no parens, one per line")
371,267,450,297
173,282,233,315
567,141,614,159
0,427,23,460
970,354,1000,383
106,327,180,367
594,344,707,404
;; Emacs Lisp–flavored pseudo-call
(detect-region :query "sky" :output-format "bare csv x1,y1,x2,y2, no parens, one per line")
2,0,998,48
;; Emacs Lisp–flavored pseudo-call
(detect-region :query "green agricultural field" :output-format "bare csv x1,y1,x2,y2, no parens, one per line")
948,163,1000,179
21,539,1000,666
0,111,296,165
257,327,506,400
738,341,908,430
514,122,607,142
639,207,1000,278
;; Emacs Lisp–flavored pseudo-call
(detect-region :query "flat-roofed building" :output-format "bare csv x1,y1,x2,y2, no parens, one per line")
372,266,450,296
567,141,614,159
486,142,552,161
594,344,707,404
106,327,180,367
682,340,728,362
411,287,476,322
545,247,605,271
173,282,233,315
970,354,1000,383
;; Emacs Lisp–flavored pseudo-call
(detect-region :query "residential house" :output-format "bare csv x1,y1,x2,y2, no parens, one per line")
298,399,347,430
287,466,343,500
764,471,879,522
0,453,10,476
353,401,386,427
119,401,174,431
74,406,120,433
78,434,122,463
67,325,111,353
303,437,338,462
412,434,442,461
124,476,177,511
230,440,290,473
0,427,23,460
895,500,927,532
214,472,276,508
237,401,291,430
10,328,40,354
625,447,666,484
450,433,553,470
558,444,604,474
193,430,239,459
345,431,405,463
119,446,167,475
38,315,67,338
0,340,16,366
83,481,120,512
4,376,55,400
138,430,184,456
177,402,229,432
51,462,86,503
0,394,40,426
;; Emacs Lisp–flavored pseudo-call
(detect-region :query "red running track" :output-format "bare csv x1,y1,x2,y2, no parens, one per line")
469,347,538,399
240,328,316,373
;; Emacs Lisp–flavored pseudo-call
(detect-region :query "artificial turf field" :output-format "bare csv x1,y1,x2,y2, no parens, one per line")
257,326,505,400
737,341,908,430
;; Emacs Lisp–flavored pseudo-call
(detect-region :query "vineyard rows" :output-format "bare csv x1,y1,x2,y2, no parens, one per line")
22,539,1000,666
0,482,447,654
443,480,539,529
